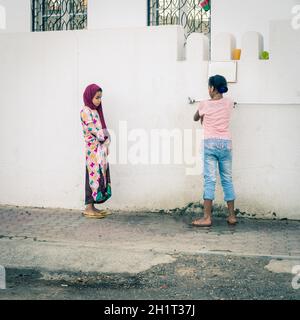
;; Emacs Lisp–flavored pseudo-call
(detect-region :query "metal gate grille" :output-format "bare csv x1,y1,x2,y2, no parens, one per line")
32,0,87,32
148,0,210,38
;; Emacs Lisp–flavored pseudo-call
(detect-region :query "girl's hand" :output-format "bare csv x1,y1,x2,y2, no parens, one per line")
194,110,201,122
104,129,111,142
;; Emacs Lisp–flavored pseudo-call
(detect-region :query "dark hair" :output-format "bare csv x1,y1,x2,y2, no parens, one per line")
208,75,228,94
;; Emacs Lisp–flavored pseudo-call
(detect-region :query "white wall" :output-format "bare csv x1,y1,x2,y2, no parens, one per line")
0,0,297,47
0,0,30,33
0,26,191,212
88,0,147,30
0,21,300,219
231,104,300,219
209,22,300,104
211,0,299,52
0,4,6,30
0,0,147,33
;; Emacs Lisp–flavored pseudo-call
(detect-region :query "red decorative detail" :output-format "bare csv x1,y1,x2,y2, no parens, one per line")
199,0,210,11
200,0,209,7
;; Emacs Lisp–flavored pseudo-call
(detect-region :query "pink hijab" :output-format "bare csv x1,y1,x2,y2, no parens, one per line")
83,84,107,130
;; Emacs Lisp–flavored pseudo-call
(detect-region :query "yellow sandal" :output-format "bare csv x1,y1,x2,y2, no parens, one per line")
82,211,106,219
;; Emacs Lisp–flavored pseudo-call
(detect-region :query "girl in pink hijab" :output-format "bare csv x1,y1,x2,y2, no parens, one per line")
80,84,111,218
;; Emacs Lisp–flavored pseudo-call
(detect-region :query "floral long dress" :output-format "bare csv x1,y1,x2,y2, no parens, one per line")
80,106,111,204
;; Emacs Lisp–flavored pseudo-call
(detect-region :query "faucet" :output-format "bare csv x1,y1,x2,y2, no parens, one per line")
188,97,237,108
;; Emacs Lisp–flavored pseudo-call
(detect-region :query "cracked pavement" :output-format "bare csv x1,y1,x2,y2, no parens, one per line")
0,205,299,300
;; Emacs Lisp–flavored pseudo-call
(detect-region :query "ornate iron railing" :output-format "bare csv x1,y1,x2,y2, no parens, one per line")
148,0,210,38
32,0,87,32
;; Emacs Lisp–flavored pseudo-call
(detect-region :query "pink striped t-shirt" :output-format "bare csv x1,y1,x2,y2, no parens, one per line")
198,97,234,140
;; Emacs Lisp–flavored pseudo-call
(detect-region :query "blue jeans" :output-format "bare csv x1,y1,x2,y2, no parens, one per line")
203,139,236,201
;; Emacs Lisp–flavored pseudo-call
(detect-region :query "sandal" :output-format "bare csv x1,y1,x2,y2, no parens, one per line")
192,219,212,227
98,209,112,216
82,211,106,219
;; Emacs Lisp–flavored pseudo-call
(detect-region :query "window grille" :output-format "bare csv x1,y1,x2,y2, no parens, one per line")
148,0,211,38
32,0,87,32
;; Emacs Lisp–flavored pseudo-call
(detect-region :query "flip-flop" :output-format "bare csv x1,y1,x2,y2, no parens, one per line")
82,212,106,219
192,220,212,227
99,210,112,216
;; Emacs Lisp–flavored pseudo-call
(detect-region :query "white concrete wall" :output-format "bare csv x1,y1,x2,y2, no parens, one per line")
0,26,191,212
0,4,6,30
211,0,299,53
88,0,147,30
209,22,300,104
0,0,31,33
0,0,147,33
231,104,300,220
0,0,298,45
0,21,299,219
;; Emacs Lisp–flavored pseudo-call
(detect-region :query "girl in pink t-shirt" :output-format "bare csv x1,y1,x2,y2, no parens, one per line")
192,75,237,227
